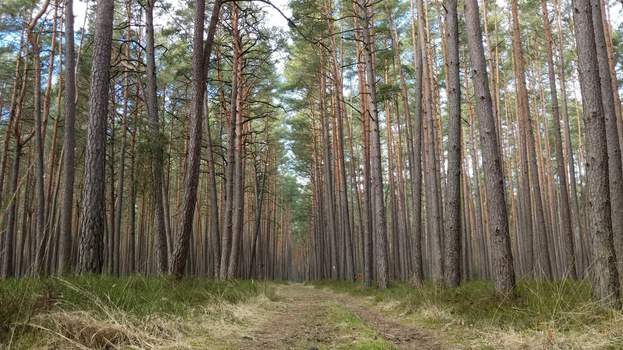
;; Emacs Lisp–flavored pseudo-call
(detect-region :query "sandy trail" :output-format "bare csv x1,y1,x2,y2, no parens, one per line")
214,283,442,350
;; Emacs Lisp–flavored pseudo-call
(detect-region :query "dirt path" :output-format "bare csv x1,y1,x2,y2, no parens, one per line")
212,284,443,350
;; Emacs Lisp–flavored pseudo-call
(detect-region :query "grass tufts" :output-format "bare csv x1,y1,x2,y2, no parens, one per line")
0,275,276,349
307,277,623,349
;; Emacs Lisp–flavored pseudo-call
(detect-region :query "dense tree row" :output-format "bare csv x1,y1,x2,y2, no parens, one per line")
0,0,297,281
1,0,623,306
282,0,623,303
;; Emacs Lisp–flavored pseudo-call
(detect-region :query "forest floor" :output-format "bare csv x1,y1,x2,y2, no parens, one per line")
3,277,623,349
203,283,443,349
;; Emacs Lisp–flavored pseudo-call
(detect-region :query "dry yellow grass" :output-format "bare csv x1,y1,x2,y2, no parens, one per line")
1,278,279,350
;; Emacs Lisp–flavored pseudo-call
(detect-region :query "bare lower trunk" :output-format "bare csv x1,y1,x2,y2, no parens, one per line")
464,0,516,297
27,0,51,277
77,0,115,274
511,0,551,280
59,0,76,274
540,0,576,279
409,0,424,288
145,0,168,274
443,0,461,288
588,0,623,288
418,0,444,289
171,0,221,278
358,0,389,290
571,0,620,307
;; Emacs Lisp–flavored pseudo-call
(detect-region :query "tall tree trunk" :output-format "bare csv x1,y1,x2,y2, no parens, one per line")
510,0,552,280
352,1,373,286
417,0,444,288
464,0,516,297
28,0,51,276
571,0,620,307
227,8,244,278
248,123,269,277
540,0,577,279
0,29,26,207
443,0,461,288
145,0,168,274
326,0,355,282
319,66,339,280
204,78,221,278
589,0,623,287
127,126,137,274
358,0,389,290
382,67,399,280
2,138,25,277
220,59,236,279
555,0,584,276
58,0,76,274
1,30,25,277
171,0,221,278
78,0,115,273
382,0,409,281
409,0,424,288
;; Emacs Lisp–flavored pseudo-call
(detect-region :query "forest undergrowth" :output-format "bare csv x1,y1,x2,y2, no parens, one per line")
0,275,280,349
308,279,623,349
3,276,623,349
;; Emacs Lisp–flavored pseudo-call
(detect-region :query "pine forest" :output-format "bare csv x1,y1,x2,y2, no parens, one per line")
1,0,623,347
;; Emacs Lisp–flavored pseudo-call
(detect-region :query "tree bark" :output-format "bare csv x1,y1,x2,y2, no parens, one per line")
417,0,444,289
59,0,76,274
510,0,552,280
464,0,516,297
145,0,168,274
78,0,115,273
27,0,51,276
326,0,355,282
227,5,244,278
589,0,623,288
171,0,222,278
409,0,424,288
540,0,577,279
443,0,461,288
571,0,620,307
555,0,584,276
358,0,389,290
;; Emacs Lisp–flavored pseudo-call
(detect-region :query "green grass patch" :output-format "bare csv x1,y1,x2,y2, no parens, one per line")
0,275,276,347
307,278,619,332
324,300,398,350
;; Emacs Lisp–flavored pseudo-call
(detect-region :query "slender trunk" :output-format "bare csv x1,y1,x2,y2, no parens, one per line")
145,0,168,274
571,0,620,307
418,0,444,288
358,0,389,290
28,0,51,276
555,0,584,276
443,0,461,288
227,11,244,278
464,0,516,297
409,0,424,287
2,139,24,277
171,0,221,278
352,2,373,286
128,127,137,274
511,0,552,280
0,29,25,203
248,125,269,277
319,65,339,280
540,0,577,279
326,0,355,282
589,0,623,287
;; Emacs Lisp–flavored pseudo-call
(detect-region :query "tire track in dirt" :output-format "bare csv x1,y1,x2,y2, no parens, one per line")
333,290,442,350
229,284,442,349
